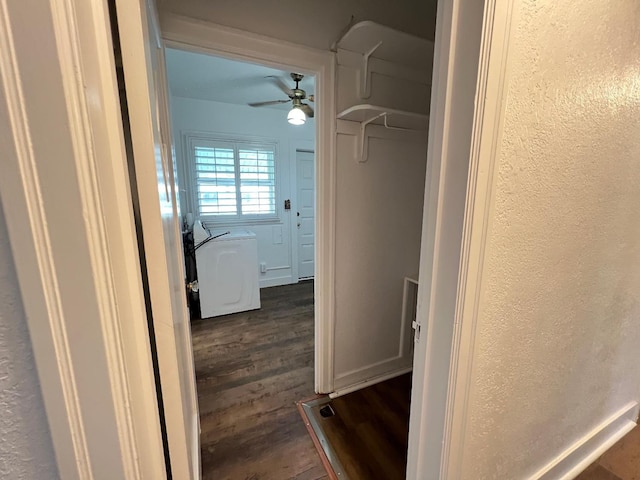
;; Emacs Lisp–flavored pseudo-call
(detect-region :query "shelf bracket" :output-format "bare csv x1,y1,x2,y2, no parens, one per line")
359,41,383,100
357,111,387,162
355,112,421,162
383,114,415,132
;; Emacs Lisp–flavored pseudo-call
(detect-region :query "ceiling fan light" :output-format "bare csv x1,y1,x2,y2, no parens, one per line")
287,106,306,125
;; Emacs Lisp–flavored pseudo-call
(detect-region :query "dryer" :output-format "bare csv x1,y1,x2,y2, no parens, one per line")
195,229,261,318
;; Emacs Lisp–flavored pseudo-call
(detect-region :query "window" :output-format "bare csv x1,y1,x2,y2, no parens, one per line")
188,136,277,222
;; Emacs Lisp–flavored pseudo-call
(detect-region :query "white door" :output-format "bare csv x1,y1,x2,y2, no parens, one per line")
114,0,200,478
296,150,315,279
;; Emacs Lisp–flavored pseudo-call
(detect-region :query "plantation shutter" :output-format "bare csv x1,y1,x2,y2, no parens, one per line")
194,144,237,215
238,147,276,215
192,139,277,219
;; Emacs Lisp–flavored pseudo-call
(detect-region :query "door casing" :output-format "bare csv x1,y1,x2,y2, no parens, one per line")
0,0,501,478
0,0,168,477
161,14,337,394
114,0,201,477
406,0,515,478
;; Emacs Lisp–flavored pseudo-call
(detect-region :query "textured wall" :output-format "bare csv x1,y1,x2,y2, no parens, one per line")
461,1,640,478
158,0,437,50
0,201,59,478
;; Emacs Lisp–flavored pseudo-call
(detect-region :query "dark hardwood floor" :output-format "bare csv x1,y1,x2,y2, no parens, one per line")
304,374,412,480
191,281,327,480
191,278,640,480
576,425,640,480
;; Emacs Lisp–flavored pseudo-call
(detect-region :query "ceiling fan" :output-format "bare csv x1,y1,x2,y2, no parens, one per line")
248,73,314,125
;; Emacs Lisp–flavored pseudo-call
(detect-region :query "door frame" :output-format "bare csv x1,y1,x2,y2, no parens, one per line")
160,14,337,394
406,0,512,478
289,141,315,283
114,0,201,477
0,0,509,478
0,0,167,477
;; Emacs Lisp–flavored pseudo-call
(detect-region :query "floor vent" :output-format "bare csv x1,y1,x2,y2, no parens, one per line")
319,405,335,418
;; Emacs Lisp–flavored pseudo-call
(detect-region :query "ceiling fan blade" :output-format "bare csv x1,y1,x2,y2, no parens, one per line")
265,76,294,96
248,99,291,107
300,103,314,118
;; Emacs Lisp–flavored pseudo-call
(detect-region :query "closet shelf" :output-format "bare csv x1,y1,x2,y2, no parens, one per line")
336,21,434,69
337,105,428,163
335,21,434,100
337,104,429,131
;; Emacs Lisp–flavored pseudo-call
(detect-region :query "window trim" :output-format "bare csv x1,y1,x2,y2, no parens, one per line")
183,131,280,226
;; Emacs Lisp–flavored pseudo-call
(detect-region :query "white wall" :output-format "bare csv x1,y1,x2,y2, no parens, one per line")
170,96,314,288
334,135,426,380
330,29,431,389
0,202,59,479
459,1,640,477
158,0,437,50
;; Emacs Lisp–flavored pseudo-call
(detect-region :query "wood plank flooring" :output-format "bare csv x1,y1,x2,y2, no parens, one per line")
191,282,640,480
576,425,640,480
304,374,412,480
191,281,327,480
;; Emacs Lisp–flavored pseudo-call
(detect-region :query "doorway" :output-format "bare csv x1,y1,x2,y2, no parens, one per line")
164,48,317,290
162,15,431,479
3,0,531,477
119,4,431,477
295,149,315,280
164,47,322,477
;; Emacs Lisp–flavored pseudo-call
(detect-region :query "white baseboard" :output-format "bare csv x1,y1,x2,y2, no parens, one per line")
331,364,413,398
529,401,638,480
259,275,293,289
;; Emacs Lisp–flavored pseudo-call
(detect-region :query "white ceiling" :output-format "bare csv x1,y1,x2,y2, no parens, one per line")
165,48,315,111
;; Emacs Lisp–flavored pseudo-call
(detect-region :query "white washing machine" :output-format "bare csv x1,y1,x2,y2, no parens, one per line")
195,229,261,318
